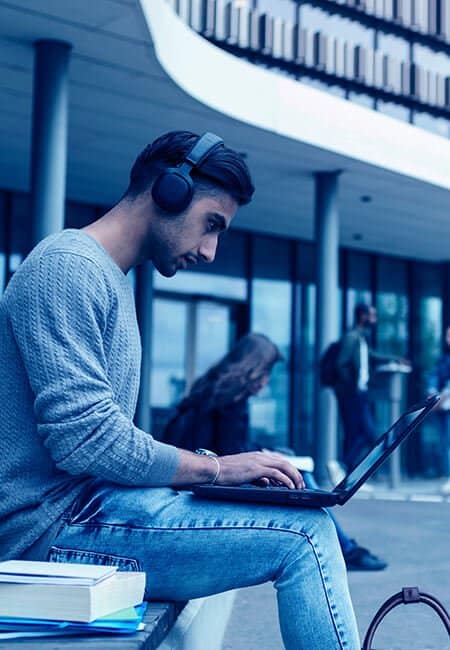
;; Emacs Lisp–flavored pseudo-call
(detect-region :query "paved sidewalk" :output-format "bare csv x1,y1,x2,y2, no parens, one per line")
353,476,450,504
222,497,450,649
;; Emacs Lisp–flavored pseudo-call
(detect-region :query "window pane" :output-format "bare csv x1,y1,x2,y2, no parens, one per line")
195,301,231,376
150,299,187,408
250,279,292,448
376,258,409,357
413,44,449,75
154,270,247,300
377,33,409,62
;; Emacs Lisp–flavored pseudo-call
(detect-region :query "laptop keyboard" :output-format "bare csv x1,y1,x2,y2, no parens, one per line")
237,484,332,495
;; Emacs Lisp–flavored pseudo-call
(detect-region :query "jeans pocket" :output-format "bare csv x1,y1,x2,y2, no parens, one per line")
48,546,141,571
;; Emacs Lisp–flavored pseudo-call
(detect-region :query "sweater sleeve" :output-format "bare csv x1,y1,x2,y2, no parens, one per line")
7,251,179,486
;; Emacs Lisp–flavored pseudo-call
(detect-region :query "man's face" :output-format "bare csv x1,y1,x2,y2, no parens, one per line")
149,193,238,277
360,306,377,329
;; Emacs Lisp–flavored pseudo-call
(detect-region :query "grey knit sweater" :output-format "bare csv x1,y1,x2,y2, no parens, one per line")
0,230,180,560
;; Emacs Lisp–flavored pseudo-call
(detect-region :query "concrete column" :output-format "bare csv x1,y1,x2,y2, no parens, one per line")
314,172,340,484
134,263,154,432
31,40,71,246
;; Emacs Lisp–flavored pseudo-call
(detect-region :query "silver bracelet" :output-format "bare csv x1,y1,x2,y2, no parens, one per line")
209,456,221,484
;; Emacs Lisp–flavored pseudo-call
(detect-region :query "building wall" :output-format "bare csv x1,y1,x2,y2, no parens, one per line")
0,187,446,478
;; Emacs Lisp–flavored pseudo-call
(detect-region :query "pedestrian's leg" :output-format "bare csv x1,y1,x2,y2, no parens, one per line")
339,393,365,470
338,395,354,468
360,392,377,445
48,483,360,650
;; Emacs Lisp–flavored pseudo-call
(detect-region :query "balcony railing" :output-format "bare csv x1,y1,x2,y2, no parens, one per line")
167,0,450,119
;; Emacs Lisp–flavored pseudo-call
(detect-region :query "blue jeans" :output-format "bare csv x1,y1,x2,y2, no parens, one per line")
303,473,356,557
43,479,360,649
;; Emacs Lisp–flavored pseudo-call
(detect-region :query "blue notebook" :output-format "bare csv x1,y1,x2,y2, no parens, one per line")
0,603,147,639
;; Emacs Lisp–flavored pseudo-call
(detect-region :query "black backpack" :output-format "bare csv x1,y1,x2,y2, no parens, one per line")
319,340,341,387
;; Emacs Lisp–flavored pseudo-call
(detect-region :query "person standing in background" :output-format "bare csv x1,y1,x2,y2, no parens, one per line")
334,303,407,470
427,326,450,494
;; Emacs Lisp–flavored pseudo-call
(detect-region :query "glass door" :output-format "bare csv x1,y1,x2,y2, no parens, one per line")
188,300,234,384
150,296,244,436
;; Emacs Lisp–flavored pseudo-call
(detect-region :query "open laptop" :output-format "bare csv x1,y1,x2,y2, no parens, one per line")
192,394,439,508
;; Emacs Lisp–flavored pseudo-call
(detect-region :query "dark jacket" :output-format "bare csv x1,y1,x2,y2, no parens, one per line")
335,328,394,395
161,397,257,456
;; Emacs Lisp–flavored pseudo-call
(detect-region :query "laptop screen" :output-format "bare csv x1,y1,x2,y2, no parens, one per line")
334,404,427,494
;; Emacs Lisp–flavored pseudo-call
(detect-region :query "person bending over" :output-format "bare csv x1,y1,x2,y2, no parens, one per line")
0,131,360,649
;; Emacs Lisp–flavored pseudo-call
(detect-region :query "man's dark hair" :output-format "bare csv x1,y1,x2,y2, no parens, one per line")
125,130,254,207
354,302,371,324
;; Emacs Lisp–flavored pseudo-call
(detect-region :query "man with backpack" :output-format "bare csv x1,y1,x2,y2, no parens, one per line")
332,303,407,470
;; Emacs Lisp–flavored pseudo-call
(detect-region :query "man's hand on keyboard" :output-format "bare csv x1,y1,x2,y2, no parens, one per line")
216,451,305,489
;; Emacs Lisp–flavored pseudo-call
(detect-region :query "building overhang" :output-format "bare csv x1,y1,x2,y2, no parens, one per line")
0,0,449,260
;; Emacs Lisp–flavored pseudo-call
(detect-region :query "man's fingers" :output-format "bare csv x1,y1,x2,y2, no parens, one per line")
259,452,305,489
253,477,270,486
261,467,295,489
259,455,303,489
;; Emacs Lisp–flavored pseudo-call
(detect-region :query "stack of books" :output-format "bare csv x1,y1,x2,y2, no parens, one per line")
0,560,147,640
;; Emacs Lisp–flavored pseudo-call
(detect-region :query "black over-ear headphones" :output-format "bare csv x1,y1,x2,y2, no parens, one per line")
151,132,224,215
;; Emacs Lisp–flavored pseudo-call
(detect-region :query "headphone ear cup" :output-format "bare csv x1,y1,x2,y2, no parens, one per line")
151,170,194,215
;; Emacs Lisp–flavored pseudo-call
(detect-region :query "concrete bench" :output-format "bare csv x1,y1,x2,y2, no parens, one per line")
0,591,237,649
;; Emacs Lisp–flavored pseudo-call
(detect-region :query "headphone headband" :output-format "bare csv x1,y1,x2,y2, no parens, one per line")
151,132,225,215
185,132,224,169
